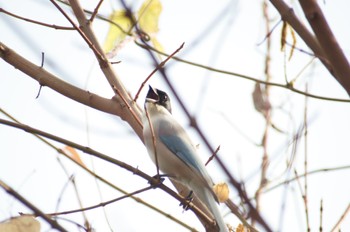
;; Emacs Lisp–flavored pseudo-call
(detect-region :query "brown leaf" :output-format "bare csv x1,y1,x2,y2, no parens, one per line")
63,146,86,168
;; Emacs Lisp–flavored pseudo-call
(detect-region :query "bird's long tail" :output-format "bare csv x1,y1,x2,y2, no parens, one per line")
201,188,228,232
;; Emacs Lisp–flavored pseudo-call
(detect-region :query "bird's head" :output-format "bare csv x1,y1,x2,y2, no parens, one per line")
145,85,172,114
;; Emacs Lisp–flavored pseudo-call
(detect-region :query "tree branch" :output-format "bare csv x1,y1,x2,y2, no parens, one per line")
0,41,143,138
0,179,68,232
298,0,350,96
269,0,350,96
136,42,350,103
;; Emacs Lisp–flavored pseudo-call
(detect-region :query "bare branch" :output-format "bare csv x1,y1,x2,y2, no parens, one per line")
136,42,350,103
0,179,68,232
270,0,350,96
0,43,118,115
0,108,198,231
89,0,104,22
331,203,350,232
0,42,144,138
0,7,74,30
47,186,154,216
268,0,332,76
134,42,185,102
0,118,214,228
65,0,144,137
298,0,350,96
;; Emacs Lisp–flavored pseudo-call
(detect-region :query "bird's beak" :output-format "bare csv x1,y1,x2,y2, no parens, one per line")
146,85,159,102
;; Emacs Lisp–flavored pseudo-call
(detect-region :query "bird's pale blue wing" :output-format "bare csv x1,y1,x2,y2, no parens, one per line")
158,119,206,177
158,117,218,202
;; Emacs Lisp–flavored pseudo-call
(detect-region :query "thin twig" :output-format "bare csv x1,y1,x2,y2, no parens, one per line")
304,84,310,232
47,186,154,216
264,165,350,193
0,179,68,232
0,42,126,116
49,0,105,60
144,106,160,178
331,203,350,232
205,145,220,166
0,108,197,231
122,2,273,230
134,42,185,102
135,42,350,103
299,0,350,96
89,0,104,22
0,7,74,30
0,118,213,226
319,199,323,232
257,18,282,46
268,0,333,77
255,2,272,224
112,85,143,128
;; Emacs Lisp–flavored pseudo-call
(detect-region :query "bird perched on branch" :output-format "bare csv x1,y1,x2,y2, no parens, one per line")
142,86,228,232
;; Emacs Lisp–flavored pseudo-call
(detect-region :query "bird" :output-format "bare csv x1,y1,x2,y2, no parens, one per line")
142,85,228,232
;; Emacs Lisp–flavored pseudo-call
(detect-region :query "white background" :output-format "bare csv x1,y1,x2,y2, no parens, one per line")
1,0,350,231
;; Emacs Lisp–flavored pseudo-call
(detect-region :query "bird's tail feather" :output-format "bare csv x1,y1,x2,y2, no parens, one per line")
201,188,228,232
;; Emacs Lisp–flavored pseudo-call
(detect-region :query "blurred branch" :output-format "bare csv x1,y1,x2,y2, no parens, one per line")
48,185,154,216
117,0,273,229
0,41,143,138
269,0,329,67
269,0,350,96
254,2,272,222
331,203,350,232
1,107,197,231
303,85,310,231
88,0,104,22
134,42,185,102
54,0,144,136
136,42,350,103
0,8,74,30
50,0,105,59
0,179,68,232
320,199,323,232
0,118,214,229
264,165,350,193
298,0,350,96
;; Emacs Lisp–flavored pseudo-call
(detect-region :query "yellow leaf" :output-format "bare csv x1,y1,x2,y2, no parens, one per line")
150,37,164,59
64,146,86,168
138,0,162,33
103,10,133,53
213,182,229,203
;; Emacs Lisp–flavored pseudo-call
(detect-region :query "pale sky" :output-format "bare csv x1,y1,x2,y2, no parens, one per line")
1,0,349,231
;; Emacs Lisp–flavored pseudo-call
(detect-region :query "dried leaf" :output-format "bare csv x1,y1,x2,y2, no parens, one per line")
213,182,229,203
64,146,86,168
0,216,40,232
236,224,245,232
288,25,297,60
280,21,287,51
252,83,271,117
281,21,297,60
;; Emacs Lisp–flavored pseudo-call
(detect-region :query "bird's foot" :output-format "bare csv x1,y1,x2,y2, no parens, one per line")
180,191,194,211
148,174,168,188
